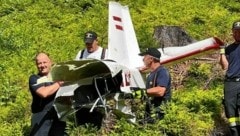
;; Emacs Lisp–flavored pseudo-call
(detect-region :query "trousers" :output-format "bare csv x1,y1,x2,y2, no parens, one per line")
30,108,67,136
224,81,240,136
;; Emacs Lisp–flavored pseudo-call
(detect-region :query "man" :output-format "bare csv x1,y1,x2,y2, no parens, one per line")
29,52,67,136
138,48,171,124
74,31,107,129
75,31,107,60
219,21,240,136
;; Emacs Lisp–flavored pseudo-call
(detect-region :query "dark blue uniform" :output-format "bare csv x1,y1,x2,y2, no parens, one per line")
144,66,171,122
29,74,66,136
224,43,240,136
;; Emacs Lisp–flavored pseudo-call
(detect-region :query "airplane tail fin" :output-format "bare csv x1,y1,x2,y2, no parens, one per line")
108,2,143,68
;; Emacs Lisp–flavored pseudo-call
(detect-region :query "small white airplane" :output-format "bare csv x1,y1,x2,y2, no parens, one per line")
50,1,224,122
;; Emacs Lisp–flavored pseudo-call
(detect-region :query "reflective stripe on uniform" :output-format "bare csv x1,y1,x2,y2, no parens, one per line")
150,113,156,118
228,117,240,127
150,107,161,118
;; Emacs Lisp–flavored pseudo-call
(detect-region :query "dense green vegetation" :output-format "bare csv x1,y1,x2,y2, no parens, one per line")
0,0,239,135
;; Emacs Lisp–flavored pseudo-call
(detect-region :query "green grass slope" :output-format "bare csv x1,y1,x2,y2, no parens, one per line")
0,0,239,135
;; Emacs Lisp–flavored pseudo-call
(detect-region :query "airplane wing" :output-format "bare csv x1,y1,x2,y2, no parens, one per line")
159,37,224,66
51,59,127,119
49,59,111,82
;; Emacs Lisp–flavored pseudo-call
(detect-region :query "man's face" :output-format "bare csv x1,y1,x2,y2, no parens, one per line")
36,53,52,76
85,39,98,53
232,29,240,43
143,55,153,68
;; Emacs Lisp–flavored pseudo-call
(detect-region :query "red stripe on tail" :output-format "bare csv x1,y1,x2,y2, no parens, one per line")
113,16,122,22
115,25,123,30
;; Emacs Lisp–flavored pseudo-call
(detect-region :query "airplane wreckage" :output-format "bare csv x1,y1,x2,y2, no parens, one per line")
41,1,224,124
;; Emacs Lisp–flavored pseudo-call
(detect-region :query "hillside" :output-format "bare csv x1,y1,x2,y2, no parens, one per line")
0,0,240,135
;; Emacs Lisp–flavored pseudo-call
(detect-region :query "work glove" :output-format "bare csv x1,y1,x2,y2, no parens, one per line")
219,44,226,54
131,89,147,100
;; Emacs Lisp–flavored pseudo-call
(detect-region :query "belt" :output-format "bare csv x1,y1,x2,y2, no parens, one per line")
225,78,240,82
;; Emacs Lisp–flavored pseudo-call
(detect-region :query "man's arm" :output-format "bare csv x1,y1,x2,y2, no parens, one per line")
36,81,63,98
75,50,82,60
219,54,228,70
146,86,166,97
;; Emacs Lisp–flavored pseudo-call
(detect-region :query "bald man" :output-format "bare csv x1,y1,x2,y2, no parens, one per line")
28,52,67,136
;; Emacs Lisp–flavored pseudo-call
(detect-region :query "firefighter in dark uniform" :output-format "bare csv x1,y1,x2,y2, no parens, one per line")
138,48,171,124
219,21,240,136
29,52,67,136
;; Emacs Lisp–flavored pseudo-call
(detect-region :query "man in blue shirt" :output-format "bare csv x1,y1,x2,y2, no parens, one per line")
138,48,171,124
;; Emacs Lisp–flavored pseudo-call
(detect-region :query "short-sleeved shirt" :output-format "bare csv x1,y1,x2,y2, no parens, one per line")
225,43,240,78
146,65,171,107
75,47,108,60
29,74,56,113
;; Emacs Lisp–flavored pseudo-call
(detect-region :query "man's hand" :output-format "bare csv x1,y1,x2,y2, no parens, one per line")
56,81,64,87
219,44,226,54
132,89,147,100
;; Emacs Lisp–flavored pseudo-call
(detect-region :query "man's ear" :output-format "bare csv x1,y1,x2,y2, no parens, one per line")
150,57,154,61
